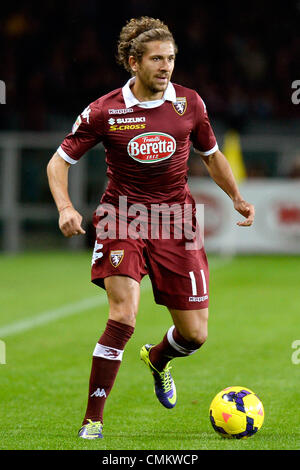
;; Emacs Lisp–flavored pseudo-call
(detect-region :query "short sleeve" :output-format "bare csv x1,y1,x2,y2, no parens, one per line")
57,100,103,164
190,92,218,156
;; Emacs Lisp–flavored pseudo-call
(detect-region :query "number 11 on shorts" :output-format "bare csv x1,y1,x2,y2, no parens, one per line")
189,270,207,296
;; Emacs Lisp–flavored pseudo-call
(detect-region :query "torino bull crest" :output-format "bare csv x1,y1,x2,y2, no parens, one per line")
110,250,125,267
172,97,187,115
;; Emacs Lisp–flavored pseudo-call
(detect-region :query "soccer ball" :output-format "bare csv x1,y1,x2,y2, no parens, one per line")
209,386,264,439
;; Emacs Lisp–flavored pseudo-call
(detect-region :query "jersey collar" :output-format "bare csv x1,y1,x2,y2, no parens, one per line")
122,77,177,109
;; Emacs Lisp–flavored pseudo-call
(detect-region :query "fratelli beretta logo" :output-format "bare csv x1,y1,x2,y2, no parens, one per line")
127,132,176,163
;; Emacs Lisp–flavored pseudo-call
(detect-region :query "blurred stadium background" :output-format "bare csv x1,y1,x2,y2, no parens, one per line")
0,0,299,254
1,0,300,452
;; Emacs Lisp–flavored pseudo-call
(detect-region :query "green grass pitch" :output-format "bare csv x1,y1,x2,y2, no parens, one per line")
0,251,299,450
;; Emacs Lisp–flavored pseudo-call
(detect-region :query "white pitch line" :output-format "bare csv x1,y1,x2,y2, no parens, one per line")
0,295,107,339
0,259,231,340
0,280,152,339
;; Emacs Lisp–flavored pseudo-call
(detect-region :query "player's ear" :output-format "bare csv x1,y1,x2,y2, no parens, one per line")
128,55,138,74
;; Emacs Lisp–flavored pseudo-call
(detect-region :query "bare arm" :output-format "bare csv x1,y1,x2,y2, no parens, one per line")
200,149,255,226
47,152,86,237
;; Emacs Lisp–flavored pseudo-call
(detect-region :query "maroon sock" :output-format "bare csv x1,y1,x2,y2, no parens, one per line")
82,319,134,425
149,325,202,371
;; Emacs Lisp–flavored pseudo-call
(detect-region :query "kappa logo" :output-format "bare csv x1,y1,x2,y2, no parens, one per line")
81,105,91,123
189,295,208,302
91,241,103,265
90,388,107,398
72,104,91,132
110,249,124,267
172,97,187,116
108,108,134,115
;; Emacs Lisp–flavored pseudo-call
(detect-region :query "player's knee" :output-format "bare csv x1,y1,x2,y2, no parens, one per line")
108,291,139,325
105,276,139,325
109,307,137,327
183,328,208,346
197,330,208,345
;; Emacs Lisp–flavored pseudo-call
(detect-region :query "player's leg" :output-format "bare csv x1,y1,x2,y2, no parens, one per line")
145,239,209,371
79,211,147,438
140,228,209,408
81,276,139,429
149,307,208,371
140,307,208,410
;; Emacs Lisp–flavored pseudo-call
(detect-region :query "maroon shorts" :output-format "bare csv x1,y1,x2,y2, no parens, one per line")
91,206,209,311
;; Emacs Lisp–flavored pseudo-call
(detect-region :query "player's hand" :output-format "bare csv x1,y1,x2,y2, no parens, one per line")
58,206,86,237
233,198,255,227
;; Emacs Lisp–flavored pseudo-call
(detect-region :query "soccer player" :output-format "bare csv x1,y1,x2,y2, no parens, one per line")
47,17,255,439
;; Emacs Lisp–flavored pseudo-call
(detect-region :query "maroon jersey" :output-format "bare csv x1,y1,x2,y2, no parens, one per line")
58,80,218,206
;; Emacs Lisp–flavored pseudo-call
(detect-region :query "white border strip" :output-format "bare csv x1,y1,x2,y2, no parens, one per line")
57,145,78,165
167,325,197,356
93,343,124,361
196,142,219,156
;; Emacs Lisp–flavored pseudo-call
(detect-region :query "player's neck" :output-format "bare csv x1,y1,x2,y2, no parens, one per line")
131,79,164,102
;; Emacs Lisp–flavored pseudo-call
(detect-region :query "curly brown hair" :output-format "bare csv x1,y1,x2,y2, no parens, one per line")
116,16,177,73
